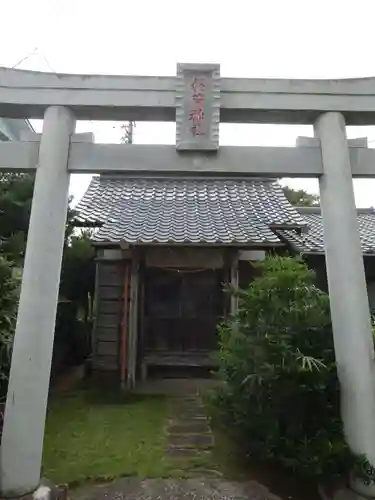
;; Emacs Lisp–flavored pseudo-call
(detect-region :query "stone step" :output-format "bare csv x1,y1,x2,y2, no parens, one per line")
173,407,207,419
165,447,211,459
167,433,213,449
184,468,224,479
168,421,211,434
174,396,202,403
165,394,215,467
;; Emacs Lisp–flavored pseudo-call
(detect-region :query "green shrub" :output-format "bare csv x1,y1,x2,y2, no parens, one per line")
212,256,350,479
0,255,18,398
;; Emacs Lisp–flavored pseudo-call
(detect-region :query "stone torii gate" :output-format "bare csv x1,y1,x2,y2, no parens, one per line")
1,64,375,496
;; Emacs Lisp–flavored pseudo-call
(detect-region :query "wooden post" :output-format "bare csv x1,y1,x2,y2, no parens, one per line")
138,255,146,381
120,263,130,391
230,251,239,316
90,259,100,372
127,251,140,389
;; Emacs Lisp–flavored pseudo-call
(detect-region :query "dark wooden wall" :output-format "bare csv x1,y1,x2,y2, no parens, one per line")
305,254,375,313
92,260,123,371
90,246,280,375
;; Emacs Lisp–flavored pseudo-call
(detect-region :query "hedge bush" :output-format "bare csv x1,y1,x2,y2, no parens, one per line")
0,255,18,399
212,256,351,479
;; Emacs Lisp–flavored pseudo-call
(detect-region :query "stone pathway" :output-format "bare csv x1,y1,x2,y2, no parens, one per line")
70,392,282,498
71,477,281,500
165,394,215,468
67,380,284,499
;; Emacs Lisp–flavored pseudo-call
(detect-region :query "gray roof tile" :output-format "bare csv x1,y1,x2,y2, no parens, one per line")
277,206,375,254
76,176,305,245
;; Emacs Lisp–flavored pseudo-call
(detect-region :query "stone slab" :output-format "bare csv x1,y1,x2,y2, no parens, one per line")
168,421,211,434
167,434,213,449
165,447,211,459
173,407,208,419
70,477,282,500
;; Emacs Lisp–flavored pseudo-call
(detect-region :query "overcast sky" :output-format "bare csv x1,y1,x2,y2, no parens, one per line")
2,0,375,205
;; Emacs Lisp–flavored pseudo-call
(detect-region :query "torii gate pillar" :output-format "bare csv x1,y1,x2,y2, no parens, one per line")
315,112,375,473
0,106,76,496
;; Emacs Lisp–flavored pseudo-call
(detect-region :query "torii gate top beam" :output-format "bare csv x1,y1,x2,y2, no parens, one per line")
3,67,375,124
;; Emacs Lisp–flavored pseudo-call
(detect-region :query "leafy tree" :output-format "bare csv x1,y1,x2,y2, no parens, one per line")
60,230,96,321
0,174,33,398
0,255,18,398
282,185,319,206
212,256,350,479
0,174,95,379
52,230,96,374
0,173,34,262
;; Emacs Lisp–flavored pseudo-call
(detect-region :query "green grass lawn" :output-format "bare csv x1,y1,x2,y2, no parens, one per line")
42,386,320,499
43,389,171,485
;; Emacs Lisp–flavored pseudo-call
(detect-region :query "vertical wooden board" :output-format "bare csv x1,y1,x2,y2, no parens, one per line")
98,262,123,285
98,299,122,315
94,260,123,372
97,341,118,356
94,355,119,371
96,314,120,328
96,325,118,341
100,285,122,300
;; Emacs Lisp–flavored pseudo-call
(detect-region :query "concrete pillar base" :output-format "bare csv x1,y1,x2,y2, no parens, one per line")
350,476,375,499
0,479,67,500
331,488,373,500
319,483,375,500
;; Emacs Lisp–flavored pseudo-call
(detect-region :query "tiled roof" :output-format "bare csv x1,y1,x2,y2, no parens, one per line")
277,206,375,254
75,176,305,245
